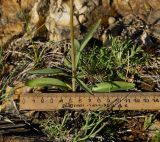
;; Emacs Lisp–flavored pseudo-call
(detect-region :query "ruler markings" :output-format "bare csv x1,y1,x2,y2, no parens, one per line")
20,92,160,111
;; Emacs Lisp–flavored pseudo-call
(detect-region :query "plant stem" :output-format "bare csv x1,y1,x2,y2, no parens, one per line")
70,0,76,92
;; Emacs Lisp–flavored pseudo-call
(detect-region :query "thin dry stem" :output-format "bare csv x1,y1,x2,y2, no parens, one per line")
70,0,76,92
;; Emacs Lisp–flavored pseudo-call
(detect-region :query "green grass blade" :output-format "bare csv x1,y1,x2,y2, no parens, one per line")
76,78,93,95
64,57,72,68
63,39,80,68
74,39,80,69
28,68,68,76
26,78,71,89
80,19,101,51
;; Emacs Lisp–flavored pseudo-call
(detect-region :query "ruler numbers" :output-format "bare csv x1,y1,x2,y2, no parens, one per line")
21,96,158,104
20,92,160,110
153,97,159,102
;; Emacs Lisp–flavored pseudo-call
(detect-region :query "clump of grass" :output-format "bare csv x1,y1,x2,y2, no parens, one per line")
80,36,150,83
40,113,71,140
40,111,128,141
41,111,107,141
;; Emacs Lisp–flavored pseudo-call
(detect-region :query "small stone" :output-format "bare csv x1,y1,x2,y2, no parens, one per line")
74,0,85,10
108,17,116,25
23,86,33,93
79,6,88,14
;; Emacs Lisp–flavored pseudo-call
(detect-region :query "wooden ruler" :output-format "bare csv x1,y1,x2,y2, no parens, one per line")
20,92,160,111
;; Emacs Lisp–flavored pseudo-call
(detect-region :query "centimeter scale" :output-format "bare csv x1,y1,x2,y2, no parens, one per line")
20,92,160,111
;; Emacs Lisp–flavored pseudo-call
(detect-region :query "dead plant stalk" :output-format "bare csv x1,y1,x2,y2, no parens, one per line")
70,0,76,92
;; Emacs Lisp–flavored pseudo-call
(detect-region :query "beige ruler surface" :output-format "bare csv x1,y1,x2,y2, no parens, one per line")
20,92,160,111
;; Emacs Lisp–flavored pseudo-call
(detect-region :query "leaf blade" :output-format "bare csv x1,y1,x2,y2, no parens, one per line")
28,68,68,76
76,78,93,95
92,81,135,92
80,19,101,51
26,78,71,89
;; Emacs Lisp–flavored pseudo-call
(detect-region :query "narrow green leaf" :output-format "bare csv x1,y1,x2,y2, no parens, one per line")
92,81,135,92
63,57,72,68
74,39,80,69
28,68,68,76
26,78,71,89
75,19,101,69
74,39,81,52
76,78,93,95
80,19,101,51
64,39,80,68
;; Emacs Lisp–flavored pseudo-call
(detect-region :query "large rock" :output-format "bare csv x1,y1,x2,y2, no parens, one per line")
1,0,160,47
34,0,113,41
114,0,160,16
0,0,37,47
0,0,114,46
0,0,109,46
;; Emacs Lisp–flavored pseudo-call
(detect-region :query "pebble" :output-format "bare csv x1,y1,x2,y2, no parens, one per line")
108,17,116,26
